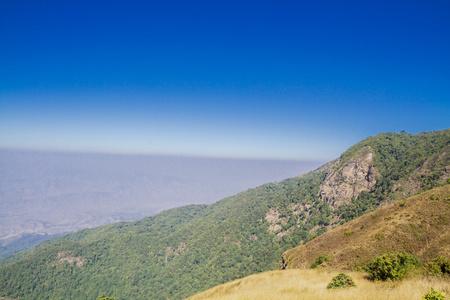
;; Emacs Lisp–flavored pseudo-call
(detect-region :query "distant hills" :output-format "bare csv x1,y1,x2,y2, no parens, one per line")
0,150,320,259
0,129,449,299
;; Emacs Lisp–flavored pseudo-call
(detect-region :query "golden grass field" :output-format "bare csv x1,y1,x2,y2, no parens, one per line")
188,269,449,300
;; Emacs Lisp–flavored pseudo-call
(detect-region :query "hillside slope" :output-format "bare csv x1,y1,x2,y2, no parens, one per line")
190,185,450,300
0,129,449,299
282,185,450,270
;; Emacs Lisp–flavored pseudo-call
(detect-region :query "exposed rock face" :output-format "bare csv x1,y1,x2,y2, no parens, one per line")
265,207,293,237
55,251,85,267
265,208,283,233
318,146,380,208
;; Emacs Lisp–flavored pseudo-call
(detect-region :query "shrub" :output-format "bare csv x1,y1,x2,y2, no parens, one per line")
98,294,116,300
426,256,450,276
310,254,331,269
422,288,446,300
326,273,356,289
309,234,318,241
366,252,421,281
344,230,354,236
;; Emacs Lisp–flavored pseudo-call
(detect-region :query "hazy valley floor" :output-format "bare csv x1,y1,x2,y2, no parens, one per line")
188,269,450,300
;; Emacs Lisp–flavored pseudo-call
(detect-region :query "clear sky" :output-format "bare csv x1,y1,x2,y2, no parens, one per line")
1,0,449,160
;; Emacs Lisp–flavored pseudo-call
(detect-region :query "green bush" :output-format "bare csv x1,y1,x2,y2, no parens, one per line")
98,294,116,300
426,256,450,276
422,288,447,300
326,273,356,289
344,230,354,236
366,252,421,281
310,254,331,269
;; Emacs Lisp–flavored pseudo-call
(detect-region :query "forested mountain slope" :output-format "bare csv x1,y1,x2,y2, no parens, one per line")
0,129,449,299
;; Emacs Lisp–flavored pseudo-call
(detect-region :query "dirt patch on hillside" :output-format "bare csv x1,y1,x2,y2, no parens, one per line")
55,251,85,267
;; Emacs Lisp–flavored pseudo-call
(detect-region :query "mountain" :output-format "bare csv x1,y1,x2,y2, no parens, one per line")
281,184,450,270
189,185,450,300
0,129,449,299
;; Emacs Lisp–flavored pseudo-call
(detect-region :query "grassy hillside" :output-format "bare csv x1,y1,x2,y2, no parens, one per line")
282,185,450,270
0,129,449,299
187,269,450,300
191,185,450,300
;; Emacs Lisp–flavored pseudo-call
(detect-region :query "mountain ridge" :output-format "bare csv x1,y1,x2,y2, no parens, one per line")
0,129,449,299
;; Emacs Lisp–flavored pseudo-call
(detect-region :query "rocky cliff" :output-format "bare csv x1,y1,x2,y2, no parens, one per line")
318,146,380,208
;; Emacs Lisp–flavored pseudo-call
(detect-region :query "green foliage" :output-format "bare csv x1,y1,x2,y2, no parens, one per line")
337,190,379,223
344,230,354,236
98,294,116,300
326,273,356,289
426,256,450,276
310,254,331,269
375,232,383,240
366,252,421,281
341,131,450,185
422,288,447,300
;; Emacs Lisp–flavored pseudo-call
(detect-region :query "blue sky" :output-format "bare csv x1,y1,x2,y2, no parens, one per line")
1,0,449,160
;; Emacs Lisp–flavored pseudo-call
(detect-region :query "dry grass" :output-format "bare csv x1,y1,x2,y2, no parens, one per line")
188,269,450,300
283,185,450,270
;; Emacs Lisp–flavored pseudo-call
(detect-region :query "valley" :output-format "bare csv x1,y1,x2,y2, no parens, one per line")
0,150,320,259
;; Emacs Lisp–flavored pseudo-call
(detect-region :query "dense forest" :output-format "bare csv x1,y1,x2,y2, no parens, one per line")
0,129,449,299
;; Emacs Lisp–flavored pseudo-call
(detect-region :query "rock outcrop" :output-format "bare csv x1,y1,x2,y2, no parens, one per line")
318,146,380,208
55,251,85,267
265,208,285,233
